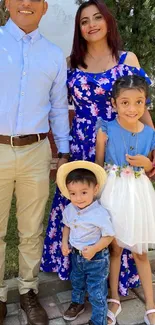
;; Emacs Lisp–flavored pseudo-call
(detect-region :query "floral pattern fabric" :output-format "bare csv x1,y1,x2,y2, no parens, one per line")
104,164,145,178
41,52,150,295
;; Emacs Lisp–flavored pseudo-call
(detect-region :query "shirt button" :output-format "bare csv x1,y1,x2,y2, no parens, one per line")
24,53,27,57
74,225,77,228
130,146,134,150
23,71,26,76
77,212,80,216
21,92,24,96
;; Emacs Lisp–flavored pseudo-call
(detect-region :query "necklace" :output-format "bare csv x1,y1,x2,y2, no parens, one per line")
117,118,139,155
87,52,112,72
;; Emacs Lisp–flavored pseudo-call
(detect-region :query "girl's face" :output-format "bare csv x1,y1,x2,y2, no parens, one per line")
80,5,107,44
112,88,146,125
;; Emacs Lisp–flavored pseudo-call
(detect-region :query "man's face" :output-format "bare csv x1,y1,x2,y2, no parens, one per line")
5,0,48,33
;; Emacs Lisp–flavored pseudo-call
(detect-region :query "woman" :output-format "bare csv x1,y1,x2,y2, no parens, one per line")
41,0,154,321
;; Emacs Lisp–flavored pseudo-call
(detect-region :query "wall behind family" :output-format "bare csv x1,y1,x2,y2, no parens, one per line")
40,0,78,57
40,0,78,167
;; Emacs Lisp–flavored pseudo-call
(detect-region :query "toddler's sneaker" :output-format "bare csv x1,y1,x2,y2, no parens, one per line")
63,302,85,320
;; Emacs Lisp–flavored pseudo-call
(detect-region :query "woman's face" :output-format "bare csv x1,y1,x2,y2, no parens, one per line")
80,5,107,44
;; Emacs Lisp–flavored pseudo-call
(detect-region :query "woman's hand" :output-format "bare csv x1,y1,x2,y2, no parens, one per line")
57,157,69,170
149,150,155,177
126,154,152,172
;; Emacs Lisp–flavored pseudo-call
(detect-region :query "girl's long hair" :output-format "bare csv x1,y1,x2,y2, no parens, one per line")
70,0,122,69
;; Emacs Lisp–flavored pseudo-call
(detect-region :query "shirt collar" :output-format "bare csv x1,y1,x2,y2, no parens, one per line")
75,200,99,214
5,18,41,43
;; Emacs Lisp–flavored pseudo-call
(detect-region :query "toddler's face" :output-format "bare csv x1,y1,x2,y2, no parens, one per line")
67,181,99,209
112,88,146,125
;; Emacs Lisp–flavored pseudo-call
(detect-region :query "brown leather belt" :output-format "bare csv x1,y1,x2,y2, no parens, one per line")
0,133,47,147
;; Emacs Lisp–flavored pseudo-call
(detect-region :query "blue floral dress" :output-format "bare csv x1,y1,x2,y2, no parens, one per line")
41,52,151,295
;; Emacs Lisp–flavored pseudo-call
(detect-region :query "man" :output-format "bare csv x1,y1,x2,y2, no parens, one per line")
0,0,70,324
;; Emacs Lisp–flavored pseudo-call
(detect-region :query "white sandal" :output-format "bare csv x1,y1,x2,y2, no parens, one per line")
144,309,155,325
107,299,122,325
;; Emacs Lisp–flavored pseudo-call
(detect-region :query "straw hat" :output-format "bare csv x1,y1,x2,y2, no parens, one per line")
56,160,107,200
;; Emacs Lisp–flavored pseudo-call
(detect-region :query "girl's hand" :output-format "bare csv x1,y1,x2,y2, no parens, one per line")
126,154,152,172
82,246,96,260
62,242,71,256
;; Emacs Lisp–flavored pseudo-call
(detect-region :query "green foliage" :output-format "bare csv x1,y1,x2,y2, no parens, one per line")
75,0,155,112
0,0,9,26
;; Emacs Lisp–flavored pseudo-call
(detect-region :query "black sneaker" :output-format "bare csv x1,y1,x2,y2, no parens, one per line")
63,302,85,320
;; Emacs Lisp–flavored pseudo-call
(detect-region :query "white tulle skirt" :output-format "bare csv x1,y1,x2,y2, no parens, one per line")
100,165,155,254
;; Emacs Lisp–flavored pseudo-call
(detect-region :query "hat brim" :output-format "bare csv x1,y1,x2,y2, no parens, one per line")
56,160,107,200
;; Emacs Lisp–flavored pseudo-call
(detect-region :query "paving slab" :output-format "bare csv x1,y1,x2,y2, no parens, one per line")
6,303,19,316
40,296,62,319
4,315,20,325
49,318,66,325
133,283,155,303
117,298,145,325
57,290,72,304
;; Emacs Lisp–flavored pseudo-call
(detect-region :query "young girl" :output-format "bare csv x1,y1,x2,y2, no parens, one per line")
96,75,155,325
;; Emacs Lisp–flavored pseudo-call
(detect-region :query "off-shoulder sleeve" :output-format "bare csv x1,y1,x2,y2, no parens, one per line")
96,118,108,135
150,131,155,151
132,67,151,85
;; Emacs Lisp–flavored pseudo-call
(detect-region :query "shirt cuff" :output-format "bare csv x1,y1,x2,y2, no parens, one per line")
56,140,69,153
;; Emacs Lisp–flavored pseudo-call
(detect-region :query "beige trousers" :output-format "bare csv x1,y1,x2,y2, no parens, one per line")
0,138,52,302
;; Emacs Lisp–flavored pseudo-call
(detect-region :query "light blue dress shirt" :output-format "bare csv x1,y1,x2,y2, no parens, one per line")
62,200,114,250
0,19,69,152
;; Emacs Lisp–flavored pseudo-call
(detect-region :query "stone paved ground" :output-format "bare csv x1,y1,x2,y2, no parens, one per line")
4,252,155,325
3,288,149,325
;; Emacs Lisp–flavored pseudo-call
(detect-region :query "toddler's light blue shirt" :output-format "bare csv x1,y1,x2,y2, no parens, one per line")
62,200,114,250
0,19,69,152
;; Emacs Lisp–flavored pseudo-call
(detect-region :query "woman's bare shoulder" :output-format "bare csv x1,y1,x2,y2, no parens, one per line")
66,56,71,68
124,51,140,68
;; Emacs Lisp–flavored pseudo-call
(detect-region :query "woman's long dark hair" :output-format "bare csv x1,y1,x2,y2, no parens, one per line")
70,0,122,69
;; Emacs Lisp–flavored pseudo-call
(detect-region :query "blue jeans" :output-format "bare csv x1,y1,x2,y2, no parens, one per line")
71,248,109,325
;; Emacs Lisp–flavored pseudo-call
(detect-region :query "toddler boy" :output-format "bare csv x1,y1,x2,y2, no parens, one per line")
57,160,114,325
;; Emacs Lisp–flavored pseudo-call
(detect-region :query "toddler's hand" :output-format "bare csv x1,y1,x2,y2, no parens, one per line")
82,246,96,260
62,243,71,256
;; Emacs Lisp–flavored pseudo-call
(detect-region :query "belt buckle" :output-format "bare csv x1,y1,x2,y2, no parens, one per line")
10,135,19,147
